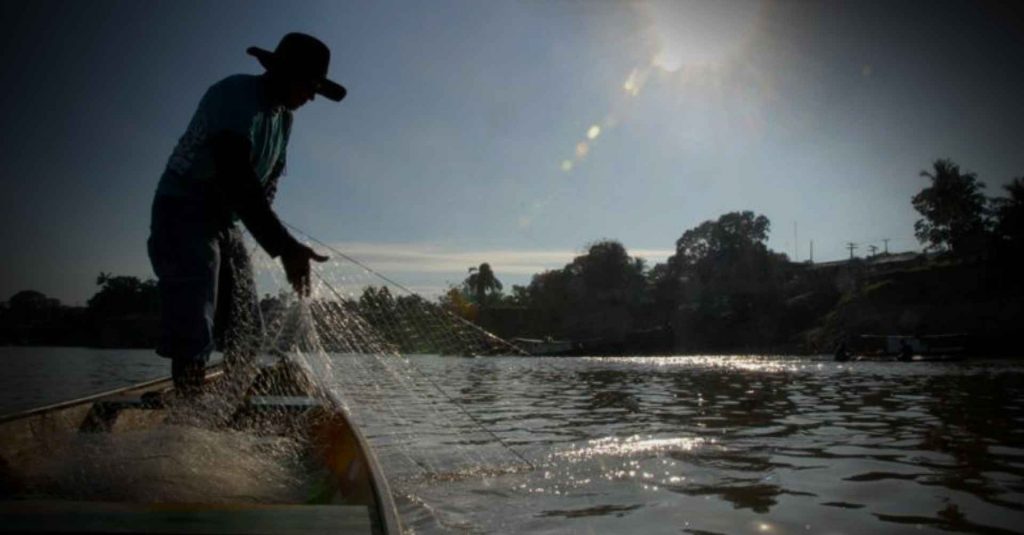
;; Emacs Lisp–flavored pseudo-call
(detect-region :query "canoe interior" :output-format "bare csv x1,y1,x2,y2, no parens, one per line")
0,361,401,534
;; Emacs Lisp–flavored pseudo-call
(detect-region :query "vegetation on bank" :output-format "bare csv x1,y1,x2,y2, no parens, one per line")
2,159,1022,354
0,274,159,348
448,158,1023,354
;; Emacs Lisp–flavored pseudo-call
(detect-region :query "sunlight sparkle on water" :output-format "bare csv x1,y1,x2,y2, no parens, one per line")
556,434,707,463
583,355,808,373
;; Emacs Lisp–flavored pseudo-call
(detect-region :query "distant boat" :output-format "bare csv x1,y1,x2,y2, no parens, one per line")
510,337,575,356
850,334,969,362
0,361,402,535
512,325,673,357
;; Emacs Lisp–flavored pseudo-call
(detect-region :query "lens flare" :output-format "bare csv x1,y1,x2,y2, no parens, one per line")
623,68,646,96
553,2,765,181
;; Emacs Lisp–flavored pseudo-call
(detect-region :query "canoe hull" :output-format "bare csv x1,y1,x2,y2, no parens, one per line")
0,362,402,534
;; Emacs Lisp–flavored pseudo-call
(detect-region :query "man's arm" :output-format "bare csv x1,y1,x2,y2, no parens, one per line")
264,160,284,205
210,131,327,294
211,130,298,257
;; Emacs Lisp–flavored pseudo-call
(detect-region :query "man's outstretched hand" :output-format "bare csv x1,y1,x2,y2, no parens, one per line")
282,244,329,297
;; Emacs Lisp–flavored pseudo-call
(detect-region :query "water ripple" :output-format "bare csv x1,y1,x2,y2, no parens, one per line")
328,355,1024,534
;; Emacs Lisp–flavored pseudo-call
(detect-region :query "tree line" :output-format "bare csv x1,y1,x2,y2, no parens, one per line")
0,273,159,347
443,158,1023,352
2,158,1021,353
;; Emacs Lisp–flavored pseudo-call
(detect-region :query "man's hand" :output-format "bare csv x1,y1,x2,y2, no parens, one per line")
282,244,329,297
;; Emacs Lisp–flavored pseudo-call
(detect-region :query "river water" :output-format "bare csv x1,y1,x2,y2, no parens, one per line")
3,349,1023,534
0,347,220,415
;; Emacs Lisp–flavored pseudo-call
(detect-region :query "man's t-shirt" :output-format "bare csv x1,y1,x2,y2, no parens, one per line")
156,74,292,202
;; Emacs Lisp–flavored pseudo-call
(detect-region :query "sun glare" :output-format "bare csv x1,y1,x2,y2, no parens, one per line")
642,0,762,72
554,1,765,178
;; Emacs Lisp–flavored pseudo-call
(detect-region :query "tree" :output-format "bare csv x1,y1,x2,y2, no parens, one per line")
526,268,571,326
86,274,158,318
6,290,61,325
661,211,775,290
358,286,397,320
652,211,788,349
563,240,646,306
520,240,646,340
504,285,530,306
992,177,1024,255
259,290,294,325
439,286,477,322
8,290,55,312
463,263,503,306
912,159,990,255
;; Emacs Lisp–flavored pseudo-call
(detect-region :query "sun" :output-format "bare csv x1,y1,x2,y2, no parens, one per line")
641,0,763,72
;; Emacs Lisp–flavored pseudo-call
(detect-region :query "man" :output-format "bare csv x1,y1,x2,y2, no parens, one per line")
149,33,342,395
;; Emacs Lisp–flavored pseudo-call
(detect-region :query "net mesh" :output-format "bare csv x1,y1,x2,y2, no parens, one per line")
235,230,537,510
5,230,533,524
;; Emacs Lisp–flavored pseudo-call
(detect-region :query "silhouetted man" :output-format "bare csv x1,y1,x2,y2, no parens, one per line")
148,33,344,396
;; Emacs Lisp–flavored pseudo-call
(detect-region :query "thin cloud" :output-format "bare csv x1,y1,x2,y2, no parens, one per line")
322,241,674,276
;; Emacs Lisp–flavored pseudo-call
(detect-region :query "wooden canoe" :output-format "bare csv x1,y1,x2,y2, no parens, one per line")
0,361,403,534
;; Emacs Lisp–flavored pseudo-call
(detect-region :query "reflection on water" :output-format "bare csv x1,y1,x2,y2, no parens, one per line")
3,351,1022,533
0,347,221,415
334,355,1024,534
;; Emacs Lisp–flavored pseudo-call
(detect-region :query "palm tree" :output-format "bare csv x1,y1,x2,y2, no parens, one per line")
912,159,989,255
464,263,503,306
993,177,1024,251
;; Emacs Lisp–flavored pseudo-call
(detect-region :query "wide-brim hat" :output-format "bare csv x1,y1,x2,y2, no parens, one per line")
247,32,347,102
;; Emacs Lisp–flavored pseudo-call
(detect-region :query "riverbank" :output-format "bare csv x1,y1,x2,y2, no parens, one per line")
804,259,1023,356
3,256,1022,356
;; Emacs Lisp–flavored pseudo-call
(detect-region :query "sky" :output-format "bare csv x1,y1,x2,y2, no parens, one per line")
1,0,1022,305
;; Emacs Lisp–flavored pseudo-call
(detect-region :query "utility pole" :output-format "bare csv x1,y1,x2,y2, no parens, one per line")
868,244,878,256
846,242,858,259
882,238,890,254
809,240,814,263
794,222,799,262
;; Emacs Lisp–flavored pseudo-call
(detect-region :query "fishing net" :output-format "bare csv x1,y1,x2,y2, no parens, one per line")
4,227,534,524
243,226,535,473
196,226,541,523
